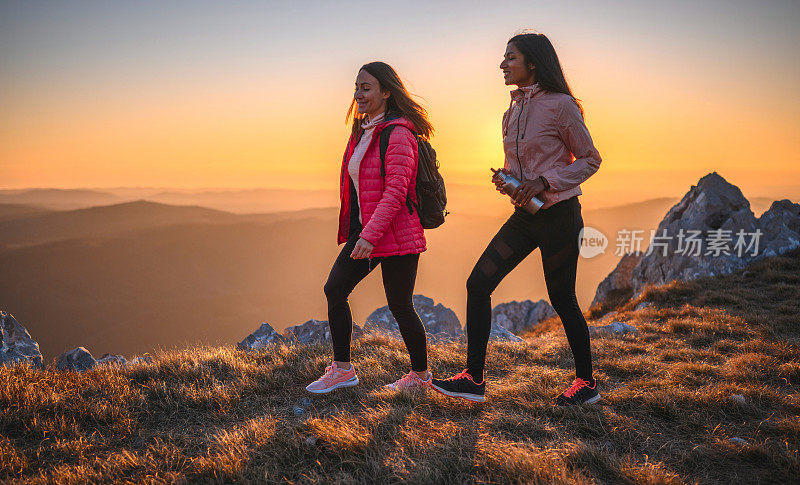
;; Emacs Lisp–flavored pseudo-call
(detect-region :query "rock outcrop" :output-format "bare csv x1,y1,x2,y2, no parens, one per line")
757,199,800,258
55,347,97,372
97,353,127,366
589,321,639,337
365,295,462,341
54,347,130,371
0,311,43,367
591,252,642,308
240,295,527,348
488,322,523,342
491,299,556,334
283,319,363,345
594,173,800,308
630,172,759,295
238,322,285,350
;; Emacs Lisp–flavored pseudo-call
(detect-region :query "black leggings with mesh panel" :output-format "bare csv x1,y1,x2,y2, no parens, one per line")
465,196,592,383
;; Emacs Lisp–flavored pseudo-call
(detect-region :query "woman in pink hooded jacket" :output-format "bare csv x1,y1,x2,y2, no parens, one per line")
432,32,603,405
306,62,431,394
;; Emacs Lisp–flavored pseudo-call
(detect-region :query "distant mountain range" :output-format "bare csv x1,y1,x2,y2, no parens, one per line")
0,187,339,214
0,200,236,248
0,188,121,210
0,188,780,361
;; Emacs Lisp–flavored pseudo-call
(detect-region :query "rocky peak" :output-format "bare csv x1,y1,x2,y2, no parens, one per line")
661,172,756,231
1,311,43,368
757,199,800,258
630,172,760,295
590,173,800,308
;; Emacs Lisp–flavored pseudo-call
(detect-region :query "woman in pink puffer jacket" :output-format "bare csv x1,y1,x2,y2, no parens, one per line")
306,62,432,395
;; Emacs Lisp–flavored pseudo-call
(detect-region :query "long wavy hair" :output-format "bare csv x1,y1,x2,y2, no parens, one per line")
346,61,433,140
508,31,585,118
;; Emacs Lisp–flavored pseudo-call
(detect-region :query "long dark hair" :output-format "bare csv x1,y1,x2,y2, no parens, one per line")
508,31,585,118
346,61,433,140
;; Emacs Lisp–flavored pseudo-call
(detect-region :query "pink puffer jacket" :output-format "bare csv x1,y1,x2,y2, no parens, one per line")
337,116,427,257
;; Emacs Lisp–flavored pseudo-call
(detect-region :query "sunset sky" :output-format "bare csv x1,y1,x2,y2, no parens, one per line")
2,0,799,206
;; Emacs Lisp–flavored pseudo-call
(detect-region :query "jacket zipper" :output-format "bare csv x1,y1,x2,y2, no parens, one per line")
515,97,526,182
358,125,381,269
351,115,402,267
340,135,354,242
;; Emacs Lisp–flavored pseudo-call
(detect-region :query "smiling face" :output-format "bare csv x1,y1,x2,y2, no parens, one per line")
500,42,536,87
354,69,390,121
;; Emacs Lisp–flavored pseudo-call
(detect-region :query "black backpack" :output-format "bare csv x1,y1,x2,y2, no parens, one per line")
379,125,448,229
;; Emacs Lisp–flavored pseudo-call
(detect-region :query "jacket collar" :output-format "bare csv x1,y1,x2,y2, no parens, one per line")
383,111,402,122
510,83,545,101
376,112,415,133
351,112,415,144
360,112,385,130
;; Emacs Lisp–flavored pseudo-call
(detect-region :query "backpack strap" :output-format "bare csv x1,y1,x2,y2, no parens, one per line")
378,125,398,178
379,124,416,215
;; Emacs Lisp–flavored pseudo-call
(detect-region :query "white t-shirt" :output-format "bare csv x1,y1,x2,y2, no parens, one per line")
347,113,385,223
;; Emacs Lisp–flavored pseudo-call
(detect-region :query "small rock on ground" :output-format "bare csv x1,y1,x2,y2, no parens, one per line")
589,321,639,337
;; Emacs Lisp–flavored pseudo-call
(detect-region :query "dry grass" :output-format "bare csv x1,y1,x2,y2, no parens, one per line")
2,250,799,484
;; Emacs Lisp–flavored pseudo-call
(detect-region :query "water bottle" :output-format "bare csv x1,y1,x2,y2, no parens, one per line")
491,168,545,215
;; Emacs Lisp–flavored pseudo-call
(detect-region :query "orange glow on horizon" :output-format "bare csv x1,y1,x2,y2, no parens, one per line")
2,8,799,207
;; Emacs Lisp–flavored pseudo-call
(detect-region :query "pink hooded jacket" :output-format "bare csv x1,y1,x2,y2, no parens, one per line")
337,116,427,257
502,83,602,209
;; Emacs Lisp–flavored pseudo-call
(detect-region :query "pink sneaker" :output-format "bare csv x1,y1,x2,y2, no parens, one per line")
306,362,359,394
384,372,431,391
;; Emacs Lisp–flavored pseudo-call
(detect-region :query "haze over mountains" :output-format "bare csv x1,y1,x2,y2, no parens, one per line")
0,187,340,214
0,187,779,361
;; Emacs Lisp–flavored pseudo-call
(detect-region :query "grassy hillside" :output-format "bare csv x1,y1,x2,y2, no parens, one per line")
1,250,798,483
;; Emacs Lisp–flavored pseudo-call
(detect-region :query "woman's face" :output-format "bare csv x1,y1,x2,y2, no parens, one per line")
500,42,536,87
354,69,389,119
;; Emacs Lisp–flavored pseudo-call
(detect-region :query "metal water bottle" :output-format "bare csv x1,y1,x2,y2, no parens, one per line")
492,168,545,215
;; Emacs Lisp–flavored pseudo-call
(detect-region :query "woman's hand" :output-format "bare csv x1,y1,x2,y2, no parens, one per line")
492,168,511,195
350,238,374,259
510,177,546,207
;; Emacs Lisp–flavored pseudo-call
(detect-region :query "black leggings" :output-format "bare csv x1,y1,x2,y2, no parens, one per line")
465,196,592,383
324,234,428,372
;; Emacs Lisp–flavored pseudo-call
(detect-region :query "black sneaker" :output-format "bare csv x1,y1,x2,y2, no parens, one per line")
554,377,600,406
430,369,486,402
